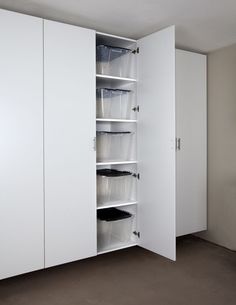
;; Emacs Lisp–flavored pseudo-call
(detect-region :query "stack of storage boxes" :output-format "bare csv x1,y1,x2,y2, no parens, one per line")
96,37,137,252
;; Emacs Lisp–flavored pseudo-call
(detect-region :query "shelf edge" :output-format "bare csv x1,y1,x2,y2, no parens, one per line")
96,74,137,82
97,201,138,210
97,242,138,255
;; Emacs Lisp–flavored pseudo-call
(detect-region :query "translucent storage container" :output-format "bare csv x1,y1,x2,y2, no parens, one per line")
97,208,134,249
96,45,135,78
96,131,135,162
97,169,136,205
96,88,133,120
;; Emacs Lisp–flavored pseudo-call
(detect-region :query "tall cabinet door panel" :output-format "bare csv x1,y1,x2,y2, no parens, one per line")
176,50,207,237
0,9,44,279
138,26,176,260
44,20,96,268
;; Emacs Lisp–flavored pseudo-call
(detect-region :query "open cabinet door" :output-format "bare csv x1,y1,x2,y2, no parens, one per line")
137,26,176,260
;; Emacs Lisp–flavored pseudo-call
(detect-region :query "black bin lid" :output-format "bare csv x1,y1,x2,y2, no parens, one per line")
96,131,132,135
97,208,132,222
97,169,132,177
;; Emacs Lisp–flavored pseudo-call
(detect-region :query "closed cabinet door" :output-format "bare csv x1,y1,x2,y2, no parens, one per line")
44,20,96,267
138,26,176,260
176,50,207,237
0,10,44,279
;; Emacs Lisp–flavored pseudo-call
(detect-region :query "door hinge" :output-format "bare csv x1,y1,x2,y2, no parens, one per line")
132,105,139,112
93,137,96,151
133,231,140,238
132,173,140,180
132,47,139,54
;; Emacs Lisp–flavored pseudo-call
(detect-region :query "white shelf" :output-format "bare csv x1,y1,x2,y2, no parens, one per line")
96,118,137,123
96,32,136,49
97,201,138,210
96,74,137,82
96,161,138,166
97,241,138,255
96,74,137,86
97,31,136,42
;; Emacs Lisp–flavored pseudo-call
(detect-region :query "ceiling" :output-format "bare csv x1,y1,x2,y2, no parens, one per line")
0,0,236,53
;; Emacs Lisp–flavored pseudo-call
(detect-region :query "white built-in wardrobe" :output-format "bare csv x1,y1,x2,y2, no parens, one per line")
0,9,207,280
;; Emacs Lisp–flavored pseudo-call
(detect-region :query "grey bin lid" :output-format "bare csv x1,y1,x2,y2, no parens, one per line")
96,44,132,61
96,88,131,98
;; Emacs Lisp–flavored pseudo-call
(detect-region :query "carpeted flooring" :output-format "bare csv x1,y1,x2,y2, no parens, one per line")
0,236,236,305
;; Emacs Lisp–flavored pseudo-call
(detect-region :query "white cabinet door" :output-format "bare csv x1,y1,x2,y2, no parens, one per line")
44,20,96,267
0,10,44,279
138,27,176,260
176,50,207,237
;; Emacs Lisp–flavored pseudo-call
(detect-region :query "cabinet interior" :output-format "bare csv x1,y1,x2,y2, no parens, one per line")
96,32,139,254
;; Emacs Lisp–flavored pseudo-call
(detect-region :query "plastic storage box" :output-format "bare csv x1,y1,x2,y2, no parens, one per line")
96,131,135,162
97,208,134,249
96,88,133,120
97,169,136,206
96,45,134,78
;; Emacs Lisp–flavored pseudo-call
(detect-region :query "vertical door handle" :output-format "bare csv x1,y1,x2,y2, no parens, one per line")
93,137,96,151
176,138,181,151
178,138,181,150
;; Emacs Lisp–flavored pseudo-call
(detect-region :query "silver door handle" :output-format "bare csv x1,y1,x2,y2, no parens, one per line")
176,138,181,151
93,137,96,151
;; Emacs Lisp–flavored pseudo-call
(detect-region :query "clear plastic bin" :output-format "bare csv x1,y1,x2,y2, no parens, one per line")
97,169,136,205
96,45,135,78
97,208,134,249
96,131,135,162
96,88,133,120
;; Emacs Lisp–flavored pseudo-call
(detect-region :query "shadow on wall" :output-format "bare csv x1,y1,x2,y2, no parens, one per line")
199,42,236,251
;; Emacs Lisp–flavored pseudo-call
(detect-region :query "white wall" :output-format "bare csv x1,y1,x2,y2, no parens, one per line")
200,43,236,250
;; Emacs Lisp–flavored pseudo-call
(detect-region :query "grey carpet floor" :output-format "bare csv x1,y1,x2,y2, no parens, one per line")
0,236,236,305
